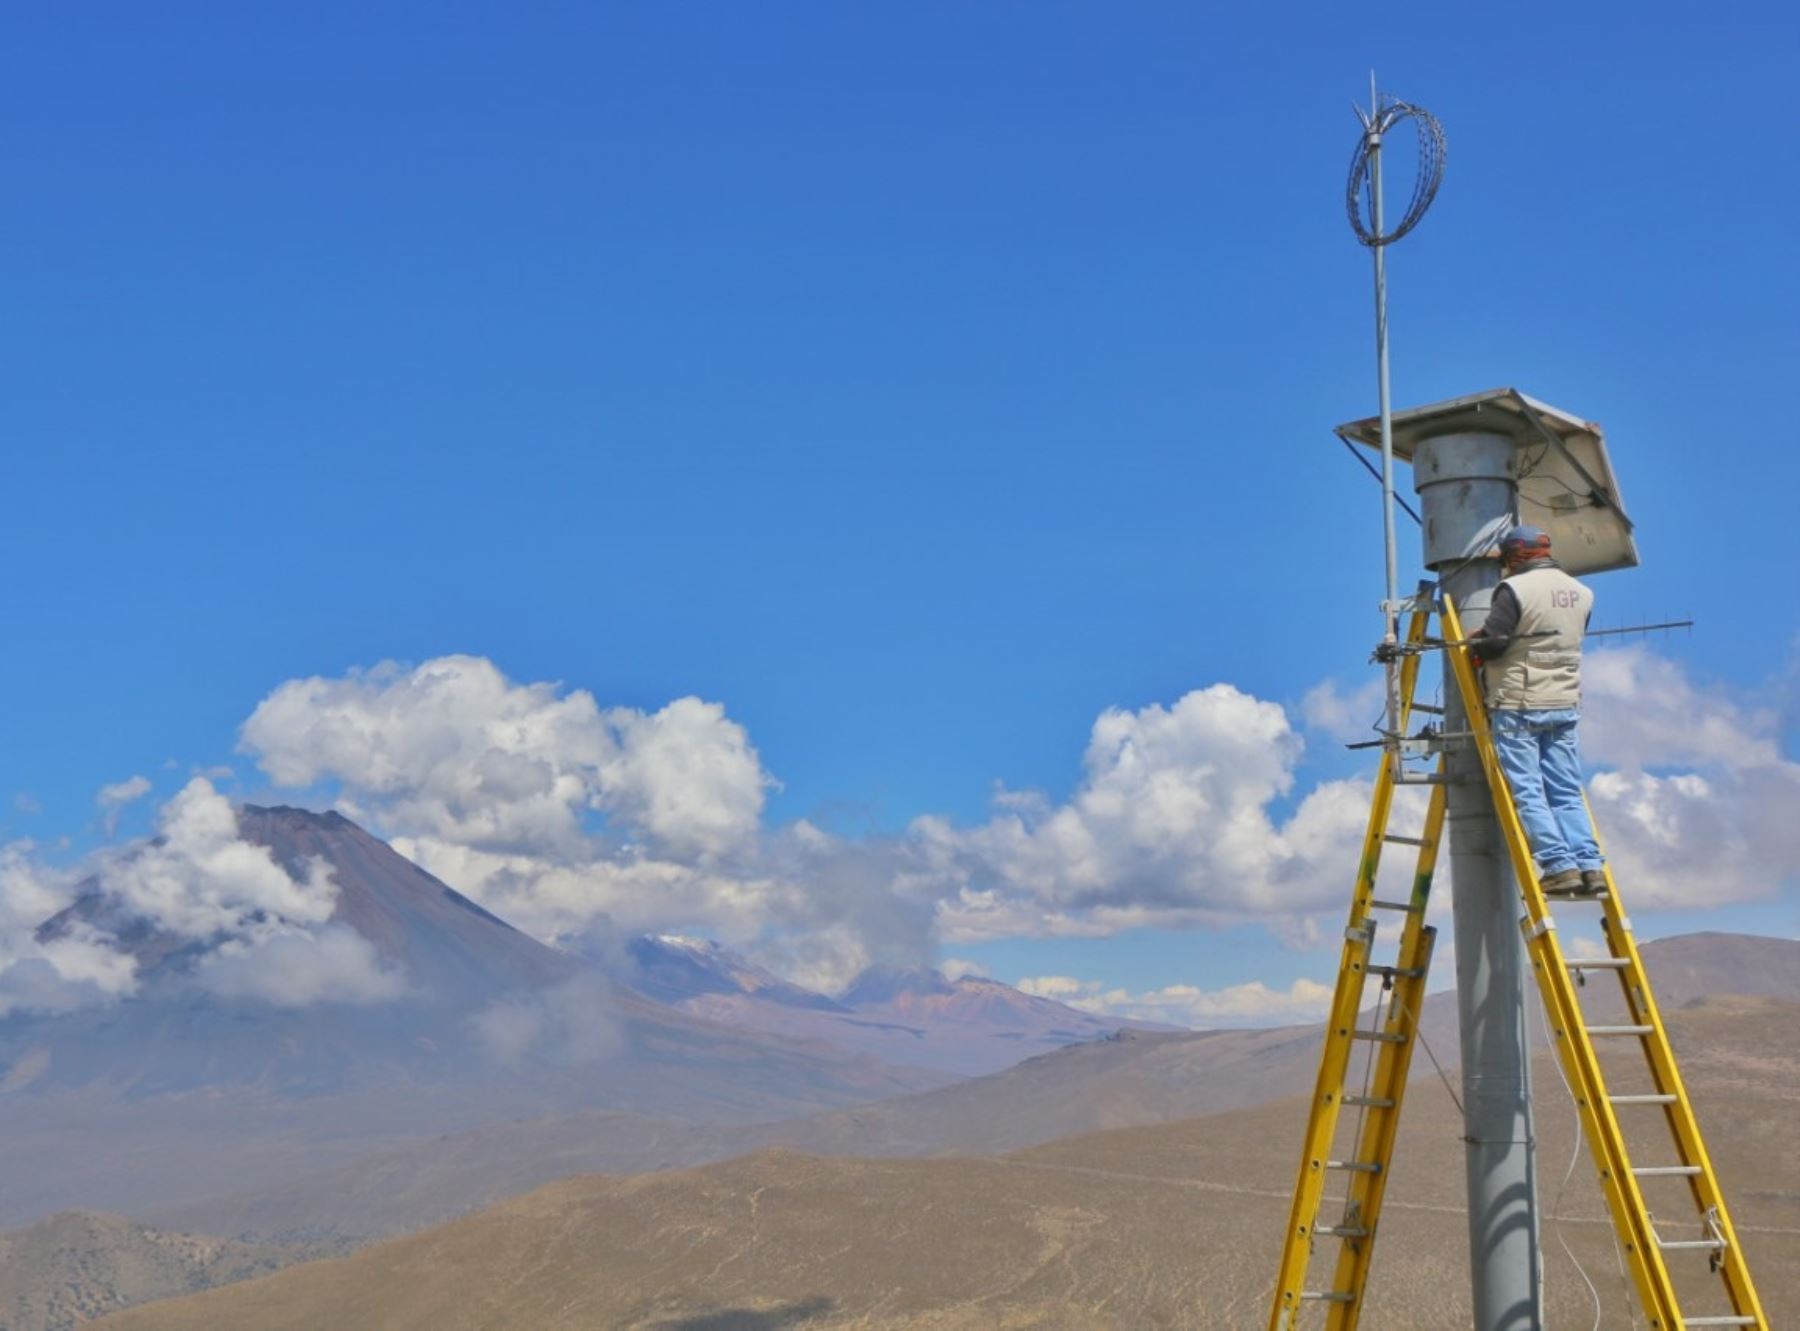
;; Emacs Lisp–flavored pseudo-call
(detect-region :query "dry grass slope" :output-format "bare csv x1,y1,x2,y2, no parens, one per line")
93,996,1800,1330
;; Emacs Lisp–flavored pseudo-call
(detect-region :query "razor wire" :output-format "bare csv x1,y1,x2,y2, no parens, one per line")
1347,98,1447,247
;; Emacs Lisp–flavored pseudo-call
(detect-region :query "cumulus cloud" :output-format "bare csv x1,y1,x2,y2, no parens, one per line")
1579,647,1799,909
922,686,1396,942
241,656,770,860
96,775,152,836
232,661,1414,979
101,778,339,938
1016,973,1335,1029
222,644,1792,994
238,656,945,988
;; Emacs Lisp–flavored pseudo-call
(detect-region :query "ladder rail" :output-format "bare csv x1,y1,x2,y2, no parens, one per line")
1587,848,1770,1327
1324,780,1446,1330
1441,597,1684,1329
1269,606,1433,1330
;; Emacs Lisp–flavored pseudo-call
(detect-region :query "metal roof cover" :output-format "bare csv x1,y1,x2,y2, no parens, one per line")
1336,387,1640,575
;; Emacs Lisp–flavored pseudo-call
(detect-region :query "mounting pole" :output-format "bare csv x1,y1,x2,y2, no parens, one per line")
1366,73,1403,739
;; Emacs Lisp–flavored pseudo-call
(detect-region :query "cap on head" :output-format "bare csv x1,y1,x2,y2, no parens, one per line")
1499,524,1552,561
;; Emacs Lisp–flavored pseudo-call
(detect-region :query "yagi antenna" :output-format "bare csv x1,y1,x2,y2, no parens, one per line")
1586,618,1695,640
1348,73,1447,737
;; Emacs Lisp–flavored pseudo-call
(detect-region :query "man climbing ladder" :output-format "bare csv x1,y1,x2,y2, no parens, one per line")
1467,524,1606,897
1267,586,1769,1328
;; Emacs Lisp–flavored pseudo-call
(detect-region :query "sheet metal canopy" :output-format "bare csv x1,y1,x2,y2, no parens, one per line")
1336,387,1640,574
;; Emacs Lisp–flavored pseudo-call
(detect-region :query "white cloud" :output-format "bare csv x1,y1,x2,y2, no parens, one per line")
1017,973,1335,1029
1578,647,1799,909
198,923,405,1006
1301,676,1386,744
940,957,988,982
100,778,339,938
95,774,152,836
222,645,1793,993
238,657,945,985
1,780,405,1014
922,686,1402,942
240,656,771,860
0,842,138,1018
1583,647,1783,771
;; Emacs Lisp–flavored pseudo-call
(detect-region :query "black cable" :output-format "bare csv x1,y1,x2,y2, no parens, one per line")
1339,436,1423,525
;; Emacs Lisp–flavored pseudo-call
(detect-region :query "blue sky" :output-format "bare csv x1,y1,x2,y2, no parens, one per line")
2,3,1795,1019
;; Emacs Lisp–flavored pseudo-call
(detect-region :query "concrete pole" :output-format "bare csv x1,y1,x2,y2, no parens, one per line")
1411,430,1543,1331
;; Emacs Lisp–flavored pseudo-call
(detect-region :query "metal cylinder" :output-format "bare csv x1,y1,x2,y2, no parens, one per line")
1413,430,1543,1331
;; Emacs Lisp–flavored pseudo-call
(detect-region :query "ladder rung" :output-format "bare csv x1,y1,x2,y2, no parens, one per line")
1366,964,1425,980
1300,1290,1355,1303
1352,1029,1407,1044
1382,834,1429,847
1685,1318,1757,1327
1342,1095,1395,1108
1567,957,1631,970
1586,1025,1653,1037
1610,1093,1678,1106
1632,1165,1704,1177
1655,1236,1726,1250
1395,772,1451,785
1366,899,1422,913
1313,1224,1370,1238
1326,1160,1383,1174
1409,702,1445,715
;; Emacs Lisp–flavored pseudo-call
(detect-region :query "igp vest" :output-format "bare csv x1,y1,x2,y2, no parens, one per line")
1487,564,1594,711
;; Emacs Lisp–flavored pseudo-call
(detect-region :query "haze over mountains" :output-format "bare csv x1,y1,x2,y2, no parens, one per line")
0,805,1137,1227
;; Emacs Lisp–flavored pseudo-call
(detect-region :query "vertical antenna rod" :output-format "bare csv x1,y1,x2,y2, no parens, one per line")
1346,79,1446,734
1367,71,1401,734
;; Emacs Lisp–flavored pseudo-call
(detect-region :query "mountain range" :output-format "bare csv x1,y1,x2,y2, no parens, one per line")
622,935,1169,1077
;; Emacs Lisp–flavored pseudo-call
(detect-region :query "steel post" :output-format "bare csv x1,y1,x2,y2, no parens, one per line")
1413,430,1543,1331
1367,83,1401,738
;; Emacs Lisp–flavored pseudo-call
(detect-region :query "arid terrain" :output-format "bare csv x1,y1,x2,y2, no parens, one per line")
88,995,1800,1330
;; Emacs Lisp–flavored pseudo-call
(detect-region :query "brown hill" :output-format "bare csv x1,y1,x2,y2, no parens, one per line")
0,1211,335,1331
93,996,1800,1330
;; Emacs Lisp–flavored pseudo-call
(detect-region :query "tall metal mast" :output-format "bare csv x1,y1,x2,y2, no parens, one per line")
1348,76,1445,735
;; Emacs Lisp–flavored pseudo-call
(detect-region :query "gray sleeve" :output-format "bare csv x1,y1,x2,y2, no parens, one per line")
1472,584,1519,660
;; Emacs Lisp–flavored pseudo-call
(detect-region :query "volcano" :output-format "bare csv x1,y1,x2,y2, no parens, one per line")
0,806,950,1226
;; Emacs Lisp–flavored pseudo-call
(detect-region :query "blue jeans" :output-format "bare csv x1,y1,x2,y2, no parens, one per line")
1490,708,1603,878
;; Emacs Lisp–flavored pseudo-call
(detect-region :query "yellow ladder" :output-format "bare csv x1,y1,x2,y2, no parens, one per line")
1442,594,1768,1331
1269,600,1449,1328
1269,594,1769,1330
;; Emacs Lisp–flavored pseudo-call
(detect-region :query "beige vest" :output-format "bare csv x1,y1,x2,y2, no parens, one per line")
1486,564,1594,711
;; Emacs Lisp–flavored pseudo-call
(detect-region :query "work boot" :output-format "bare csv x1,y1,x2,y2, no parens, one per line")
1540,868,1586,896
1581,868,1608,894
